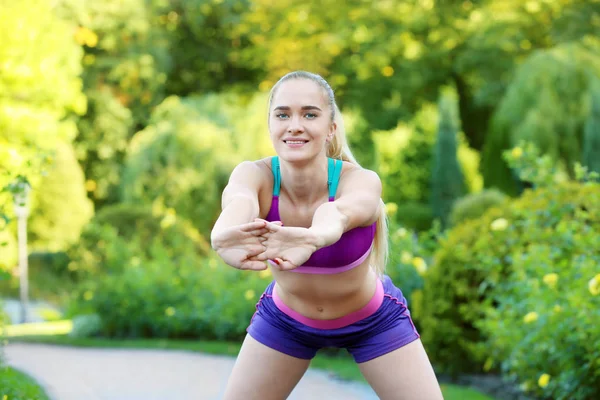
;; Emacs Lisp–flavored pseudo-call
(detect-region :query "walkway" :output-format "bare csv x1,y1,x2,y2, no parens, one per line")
4,342,379,400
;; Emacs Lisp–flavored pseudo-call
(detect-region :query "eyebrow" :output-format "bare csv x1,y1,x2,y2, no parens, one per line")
273,105,323,112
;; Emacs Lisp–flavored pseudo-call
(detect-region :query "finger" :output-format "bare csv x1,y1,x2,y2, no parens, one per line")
239,220,267,232
246,245,267,257
239,261,268,271
264,221,283,232
248,228,269,236
249,252,269,261
275,258,297,271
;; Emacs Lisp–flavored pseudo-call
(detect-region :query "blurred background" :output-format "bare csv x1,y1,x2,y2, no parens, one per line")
1,0,599,399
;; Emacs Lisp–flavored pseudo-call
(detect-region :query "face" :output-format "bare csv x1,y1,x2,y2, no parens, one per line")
269,79,336,162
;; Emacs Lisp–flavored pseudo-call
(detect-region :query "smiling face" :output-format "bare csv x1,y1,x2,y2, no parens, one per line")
269,78,336,162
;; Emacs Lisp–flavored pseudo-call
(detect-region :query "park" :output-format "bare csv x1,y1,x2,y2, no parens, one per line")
1,0,599,399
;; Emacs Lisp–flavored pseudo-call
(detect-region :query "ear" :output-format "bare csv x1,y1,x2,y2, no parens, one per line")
326,121,337,142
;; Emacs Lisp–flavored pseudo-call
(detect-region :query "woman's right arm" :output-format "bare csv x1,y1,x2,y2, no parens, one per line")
210,161,269,270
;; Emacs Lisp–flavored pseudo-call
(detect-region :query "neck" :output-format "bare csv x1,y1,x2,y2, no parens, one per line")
279,156,329,205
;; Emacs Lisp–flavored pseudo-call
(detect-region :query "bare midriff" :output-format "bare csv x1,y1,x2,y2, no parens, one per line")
271,259,378,320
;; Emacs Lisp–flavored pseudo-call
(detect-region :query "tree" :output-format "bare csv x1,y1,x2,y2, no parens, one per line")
482,40,600,195
0,0,85,264
583,82,600,174
431,95,466,228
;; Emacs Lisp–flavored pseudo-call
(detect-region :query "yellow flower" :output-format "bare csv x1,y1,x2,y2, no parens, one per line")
381,66,394,77
396,227,408,238
401,251,413,264
538,373,550,388
523,311,538,323
208,259,218,269
85,179,97,192
589,274,600,296
385,202,398,216
542,273,558,288
165,307,176,317
553,304,562,313
490,218,509,231
244,290,255,301
511,147,523,159
83,291,94,301
412,257,427,276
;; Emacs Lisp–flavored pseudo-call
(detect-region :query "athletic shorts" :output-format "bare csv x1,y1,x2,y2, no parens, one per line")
246,275,420,363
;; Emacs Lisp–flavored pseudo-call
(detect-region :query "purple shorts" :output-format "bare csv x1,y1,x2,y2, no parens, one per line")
246,275,420,363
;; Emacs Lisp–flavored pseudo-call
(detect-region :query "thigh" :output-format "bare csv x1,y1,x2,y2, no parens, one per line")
358,339,443,400
223,334,311,400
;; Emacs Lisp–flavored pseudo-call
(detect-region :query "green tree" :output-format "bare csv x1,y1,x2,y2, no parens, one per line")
482,40,600,195
28,142,94,252
120,96,238,237
0,0,85,264
431,95,466,228
583,82,600,174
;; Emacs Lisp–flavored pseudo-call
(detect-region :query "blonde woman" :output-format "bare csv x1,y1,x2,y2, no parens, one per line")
211,71,443,400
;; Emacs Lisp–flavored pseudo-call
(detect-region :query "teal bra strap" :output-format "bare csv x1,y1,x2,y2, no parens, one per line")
271,156,281,196
328,158,342,199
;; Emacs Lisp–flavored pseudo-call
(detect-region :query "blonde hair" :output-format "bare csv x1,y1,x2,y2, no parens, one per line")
269,71,389,276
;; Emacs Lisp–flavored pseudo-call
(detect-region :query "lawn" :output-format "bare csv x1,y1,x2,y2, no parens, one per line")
0,365,50,400
4,320,496,400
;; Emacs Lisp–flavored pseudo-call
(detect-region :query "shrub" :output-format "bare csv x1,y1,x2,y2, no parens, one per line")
74,251,274,340
67,204,210,281
395,202,434,232
449,189,508,227
418,180,600,399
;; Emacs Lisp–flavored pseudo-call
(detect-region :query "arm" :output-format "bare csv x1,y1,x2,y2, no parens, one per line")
308,167,382,249
210,161,269,270
257,167,382,270
210,161,264,248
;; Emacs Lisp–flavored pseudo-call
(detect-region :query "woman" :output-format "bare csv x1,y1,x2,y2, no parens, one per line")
211,71,443,400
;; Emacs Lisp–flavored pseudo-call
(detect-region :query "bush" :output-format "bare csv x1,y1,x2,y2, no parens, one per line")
417,181,600,399
395,202,434,233
449,189,508,227
67,204,210,281
74,251,273,340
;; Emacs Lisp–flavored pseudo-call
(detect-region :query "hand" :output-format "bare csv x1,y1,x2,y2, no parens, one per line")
211,220,271,270
253,219,318,270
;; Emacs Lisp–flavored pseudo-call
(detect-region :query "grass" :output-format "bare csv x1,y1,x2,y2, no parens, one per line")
0,365,50,400
5,321,496,400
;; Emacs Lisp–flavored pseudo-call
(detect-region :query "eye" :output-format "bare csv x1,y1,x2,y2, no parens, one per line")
305,113,317,119
275,113,289,119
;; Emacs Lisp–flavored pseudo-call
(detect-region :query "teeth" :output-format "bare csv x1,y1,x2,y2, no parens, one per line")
286,141,306,144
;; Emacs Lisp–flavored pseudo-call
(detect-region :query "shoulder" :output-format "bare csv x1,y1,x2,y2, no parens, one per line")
231,158,273,179
339,161,382,189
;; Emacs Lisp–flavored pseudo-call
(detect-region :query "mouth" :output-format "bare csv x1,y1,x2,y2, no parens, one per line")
283,140,309,145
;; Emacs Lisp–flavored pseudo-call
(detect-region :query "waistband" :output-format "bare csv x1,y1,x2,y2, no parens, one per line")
271,278,384,330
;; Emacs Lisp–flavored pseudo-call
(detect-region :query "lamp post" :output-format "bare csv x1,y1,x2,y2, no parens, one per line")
12,179,31,324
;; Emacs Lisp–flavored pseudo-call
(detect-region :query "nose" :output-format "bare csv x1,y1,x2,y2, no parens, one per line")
287,114,305,133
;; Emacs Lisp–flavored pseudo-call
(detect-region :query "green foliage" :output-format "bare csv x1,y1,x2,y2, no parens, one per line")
395,202,434,233
449,189,508,227
120,95,241,236
0,366,49,400
374,102,481,229
431,95,466,228
27,142,94,252
0,0,85,223
419,145,600,396
583,82,600,174
73,88,133,209
73,252,273,340
483,40,600,194
67,204,209,281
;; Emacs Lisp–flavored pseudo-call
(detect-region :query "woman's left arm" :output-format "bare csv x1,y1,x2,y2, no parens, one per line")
308,167,382,249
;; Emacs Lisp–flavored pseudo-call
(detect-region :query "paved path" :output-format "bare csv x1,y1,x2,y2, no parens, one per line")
4,343,379,400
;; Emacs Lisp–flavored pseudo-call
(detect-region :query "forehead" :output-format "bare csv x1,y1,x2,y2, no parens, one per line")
271,79,328,108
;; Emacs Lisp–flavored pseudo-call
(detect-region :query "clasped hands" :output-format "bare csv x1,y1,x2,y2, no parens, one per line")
212,219,318,271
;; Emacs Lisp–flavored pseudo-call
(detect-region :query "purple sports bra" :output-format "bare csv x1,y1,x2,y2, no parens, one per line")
265,157,376,274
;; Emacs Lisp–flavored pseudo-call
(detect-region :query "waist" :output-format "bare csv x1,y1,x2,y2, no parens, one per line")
271,266,379,323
